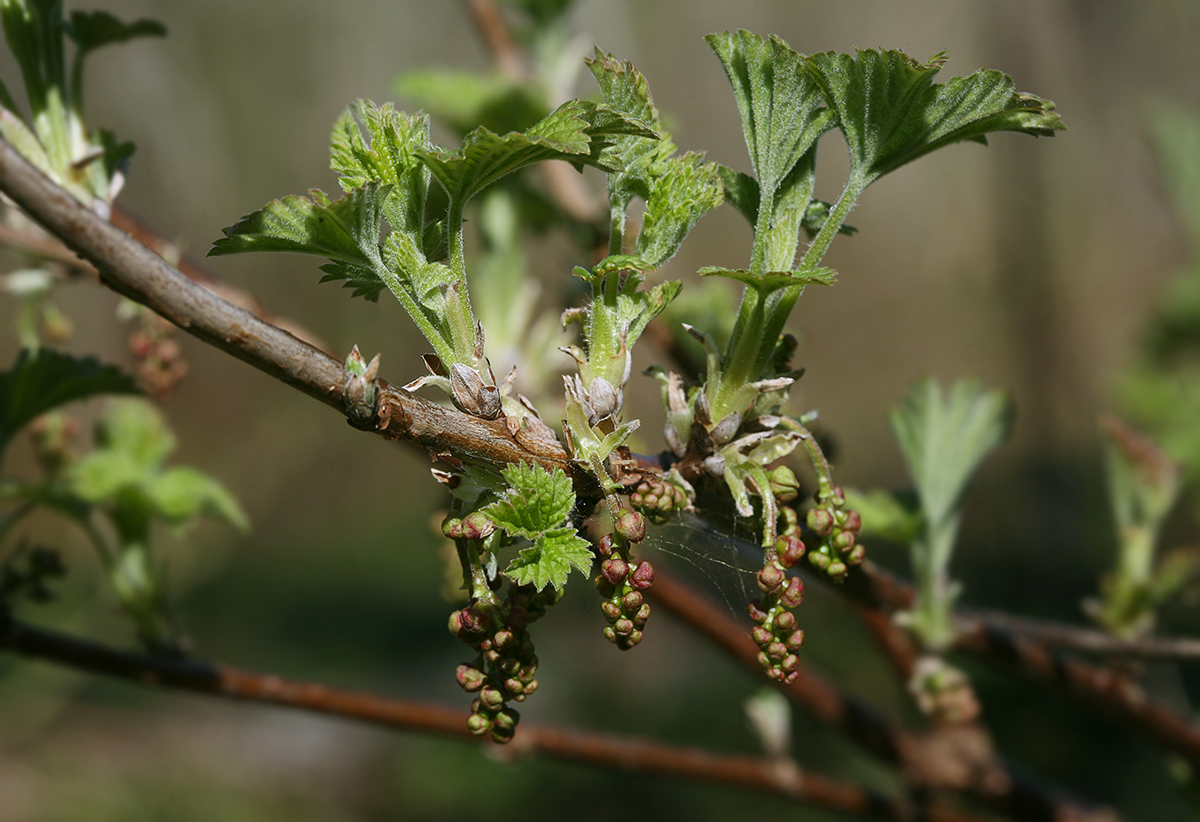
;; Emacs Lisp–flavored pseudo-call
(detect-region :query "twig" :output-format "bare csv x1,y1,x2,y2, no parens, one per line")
649,570,1114,822
967,609,1200,662
0,608,966,822
0,137,582,485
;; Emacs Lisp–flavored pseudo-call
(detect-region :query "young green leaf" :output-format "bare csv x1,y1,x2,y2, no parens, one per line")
505,527,594,591
890,376,1012,531
417,99,654,206
634,152,724,268
0,348,139,456
807,48,1064,189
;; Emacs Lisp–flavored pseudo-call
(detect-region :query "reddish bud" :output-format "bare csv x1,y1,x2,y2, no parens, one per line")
596,534,613,557
757,563,785,595
624,630,643,647
776,535,806,568
467,713,491,736
780,577,804,608
602,626,617,644
621,591,644,613
615,510,647,543
492,629,515,651
456,664,486,692
601,601,621,622
479,686,505,711
767,641,788,662
504,678,524,696
595,575,616,598
774,611,797,632
841,509,862,534
780,654,800,674
786,629,806,651
614,617,635,637
827,561,848,580
752,626,774,647
832,529,856,552
629,561,655,590
748,600,769,623
633,602,651,625
602,557,629,585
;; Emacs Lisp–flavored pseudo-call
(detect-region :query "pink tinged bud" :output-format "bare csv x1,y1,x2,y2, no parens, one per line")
614,618,635,637
601,557,629,585
765,667,784,682
780,577,804,608
847,544,866,565
467,713,492,736
484,649,501,664
480,686,505,711
776,535,806,568
597,534,613,557
786,629,806,651
504,678,524,696
462,511,495,540
615,510,647,543
774,611,797,632
827,561,848,580
624,630,643,647
748,600,769,623
757,563,785,595
621,591,644,613
752,626,774,647
629,561,655,590
633,603,651,625
841,510,862,535
756,651,771,670
595,575,617,597
601,601,621,623
767,641,788,662
442,517,464,539
603,626,617,644
807,507,835,537
523,680,539,696
492,630,514,651
780,654,800,674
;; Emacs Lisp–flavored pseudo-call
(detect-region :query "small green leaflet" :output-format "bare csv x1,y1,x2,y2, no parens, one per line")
483,462,593,591
0,348,139,457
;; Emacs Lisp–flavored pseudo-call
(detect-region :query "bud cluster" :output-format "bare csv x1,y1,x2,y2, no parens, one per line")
748,533,806,684
449,585,559,743
629,477,689,524
803,484,864,581
128,312,189,400
594,516,653,650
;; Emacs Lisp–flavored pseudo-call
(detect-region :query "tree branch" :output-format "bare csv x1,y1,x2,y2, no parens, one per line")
0,137,581,483
0,606,985,822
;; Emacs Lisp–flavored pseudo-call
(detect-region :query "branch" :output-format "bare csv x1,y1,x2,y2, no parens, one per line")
0,607,981,822
0,137,581,483
839,560,1200,774
968,609,1200,662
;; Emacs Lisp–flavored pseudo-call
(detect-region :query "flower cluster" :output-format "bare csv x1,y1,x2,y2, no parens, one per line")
804,484,864,581
749,533,806,683
449,585,560,743
629,476,690,524
594,510,653,649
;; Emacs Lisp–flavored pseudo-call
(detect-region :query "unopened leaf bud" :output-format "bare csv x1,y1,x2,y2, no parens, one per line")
807,507,835,537
615,510,647,543
780,577,804,608
588,377,618,420
757,563,785,595
601,557,629,585
710,412,741,446
629,561,655,590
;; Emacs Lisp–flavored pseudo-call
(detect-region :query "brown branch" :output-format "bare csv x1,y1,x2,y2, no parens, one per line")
838,560,1200,774
649,570,1117,822
0,607,970,822
0,137,584,486
463,0,524,80
968,609,1200,662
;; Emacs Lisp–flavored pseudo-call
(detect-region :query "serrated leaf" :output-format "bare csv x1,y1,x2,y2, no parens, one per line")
65,10,165,54
0,348,139,455
636,152,724,268
329,101,430,238
504,527,594,591
619,279,682,348
417,99,654,206
210,183,385,268
890,376,1011,530
483,462,576,538
807,48,1064,188
705,31,835,205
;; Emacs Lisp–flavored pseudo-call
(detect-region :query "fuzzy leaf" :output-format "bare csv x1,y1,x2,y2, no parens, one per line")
210,184,385,269
0,348,138,456
417,99,654,206
635,152,724,268
329,101,431,239
807,48,1064,187
505,527,594,591
700,266,836,294
619,279,683,347
890,377,1011,530
483,462,576,539
585,51,669,206
705,31,835,205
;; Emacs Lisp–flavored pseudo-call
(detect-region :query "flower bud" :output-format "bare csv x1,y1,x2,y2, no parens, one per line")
775,535,806,568
595,575,616,598
751,626,774,647
504,678,524,696
467,713,492,736
807,507,835,537
479,686,505,711
461,511,495,540
841,509,862,535
600,601,621,622
774,611,797,632
634,603,651,625
629,561,655,590
847,544,866,565
832,529,856,552
523,680,539,696
442,517,463,539
596,534,613,557
492,629,515,651
456,663,486,692
614,617,635,637
603,626,617,644
748,599,769,623
623,630,643,647
601,557,629,585
780,577,804,608
827,561,848,580
786,628,805,651
621,591,644,613
757,563,785,595
768,466,800,502
767,641,788,662
780,654,800,674
615,510,647,543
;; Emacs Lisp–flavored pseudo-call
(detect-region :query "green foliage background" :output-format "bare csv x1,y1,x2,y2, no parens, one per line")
1,1,1199,819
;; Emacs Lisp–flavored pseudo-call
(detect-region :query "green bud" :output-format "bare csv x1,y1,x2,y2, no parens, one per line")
768,466,800,502
467,714,492,736
807,507,835,537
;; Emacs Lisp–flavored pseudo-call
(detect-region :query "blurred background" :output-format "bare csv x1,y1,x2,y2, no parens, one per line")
2,0,1200,819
